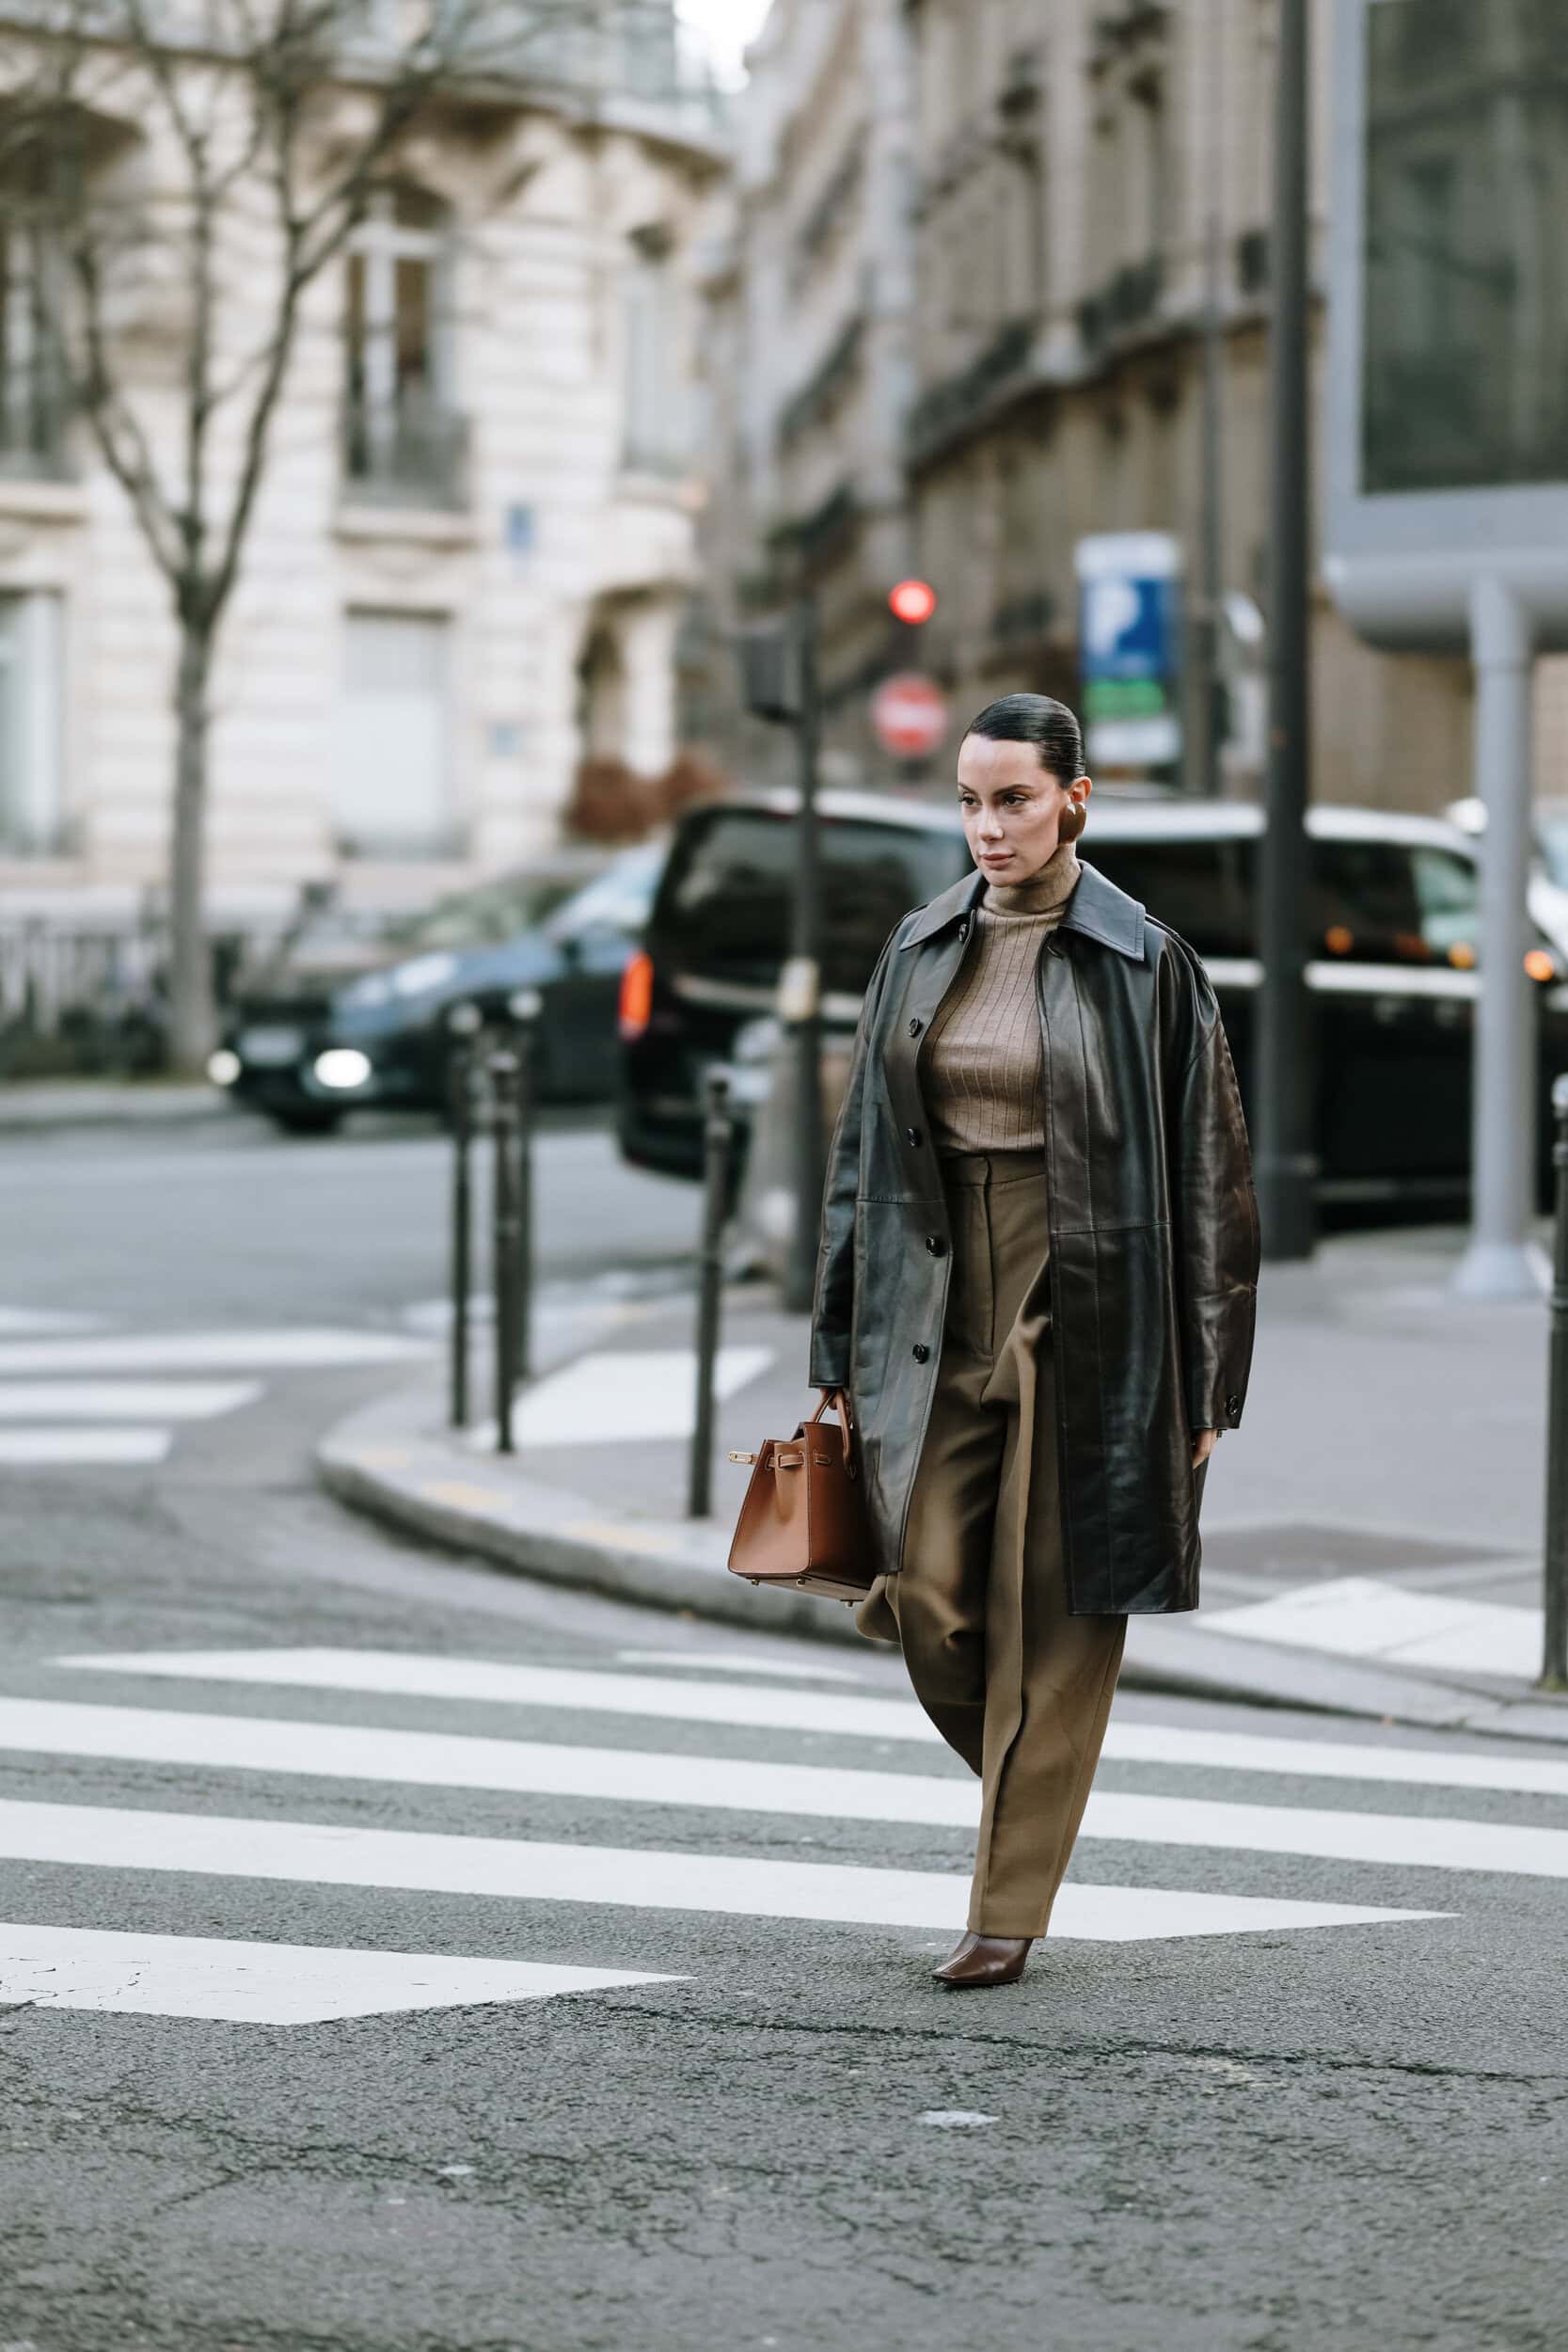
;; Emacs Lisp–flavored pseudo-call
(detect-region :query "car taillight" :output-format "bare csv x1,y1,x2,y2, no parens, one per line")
619,948,655,1039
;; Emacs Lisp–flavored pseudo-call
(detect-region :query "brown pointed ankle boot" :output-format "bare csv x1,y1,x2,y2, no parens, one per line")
932,1932,1033,1988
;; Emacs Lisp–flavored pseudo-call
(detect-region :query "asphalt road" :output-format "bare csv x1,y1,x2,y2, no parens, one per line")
0,1119,1564,2352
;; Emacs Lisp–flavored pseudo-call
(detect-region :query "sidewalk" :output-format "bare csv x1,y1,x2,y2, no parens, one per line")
1,1079,228,1131
317,1221,1568,1746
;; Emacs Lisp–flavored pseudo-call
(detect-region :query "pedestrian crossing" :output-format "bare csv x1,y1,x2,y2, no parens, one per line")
0,1309,430,1467
5,1637,1557,2027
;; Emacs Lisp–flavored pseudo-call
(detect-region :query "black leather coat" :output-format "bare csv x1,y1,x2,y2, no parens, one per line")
809,860,1259,1615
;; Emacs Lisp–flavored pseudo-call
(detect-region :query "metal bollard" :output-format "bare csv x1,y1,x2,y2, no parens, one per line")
1542,1073,1568,1689
506,987,543,1388
489,1048,523,1454
689,1072,735,1519
447,1002,483,1429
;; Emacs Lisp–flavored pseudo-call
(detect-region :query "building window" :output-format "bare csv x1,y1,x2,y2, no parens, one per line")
0,199,67,481
0,592,65,855
622,224,688,475
333,612,456,859
343,186,466,508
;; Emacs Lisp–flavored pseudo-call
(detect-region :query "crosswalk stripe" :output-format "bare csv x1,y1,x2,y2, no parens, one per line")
0,1921,677,2024
613,1649,871,1683
0,1330,431,1375
61,1649,944,1742
0,1799,1442,1939
0,1381,261,1421
58,1649,1568,1800
0,1429,171,1466
3,1699,1560,1878
0,1308,107,1335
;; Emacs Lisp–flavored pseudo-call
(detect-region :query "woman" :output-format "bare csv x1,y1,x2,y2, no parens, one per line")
810,692,1259,1990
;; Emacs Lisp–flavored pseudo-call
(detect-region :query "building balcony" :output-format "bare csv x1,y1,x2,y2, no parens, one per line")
341,397,469,512
907,315,1037,469
1076,254,1164,360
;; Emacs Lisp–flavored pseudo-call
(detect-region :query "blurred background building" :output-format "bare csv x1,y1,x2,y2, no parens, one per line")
0,0,724,1019
690,0,1568,809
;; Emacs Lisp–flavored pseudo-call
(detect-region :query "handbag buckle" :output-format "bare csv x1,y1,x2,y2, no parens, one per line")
727,1450,759,1464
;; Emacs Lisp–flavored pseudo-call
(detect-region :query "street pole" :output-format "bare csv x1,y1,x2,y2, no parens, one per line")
1256,0,1318,1262
689,1073,734,1520
1454,579,1544,1299
1543,1075,1568,1690
782,595,824,1317
489,1048,522,1455
446,1002,483,1430
1194,205,1227,801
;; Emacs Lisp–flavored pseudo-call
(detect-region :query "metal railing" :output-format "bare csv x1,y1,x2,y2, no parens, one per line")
341,396,469,511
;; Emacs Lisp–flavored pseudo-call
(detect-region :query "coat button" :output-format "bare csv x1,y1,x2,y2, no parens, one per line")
906,1125,923,1147
1226,1392,1242,1416
912,1343,929,1363
908,1016,924,1038
958,921,970,942
925,1234,945,1256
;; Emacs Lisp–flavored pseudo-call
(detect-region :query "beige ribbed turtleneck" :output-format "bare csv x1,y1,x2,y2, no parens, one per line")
923,841,1081,1154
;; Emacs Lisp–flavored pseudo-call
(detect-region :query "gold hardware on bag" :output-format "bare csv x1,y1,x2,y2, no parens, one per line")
727,1451,758,1464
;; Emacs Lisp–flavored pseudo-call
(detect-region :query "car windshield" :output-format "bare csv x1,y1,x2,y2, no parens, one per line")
544,845,664,943
384,871,588,953
656,809,972,994
1538,810,1568,891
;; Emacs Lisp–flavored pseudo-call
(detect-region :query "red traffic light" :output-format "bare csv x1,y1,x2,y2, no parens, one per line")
888,578,937,626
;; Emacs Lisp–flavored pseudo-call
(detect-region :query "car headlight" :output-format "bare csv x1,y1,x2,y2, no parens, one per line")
207,1049,242,1088
313,1048,373,1091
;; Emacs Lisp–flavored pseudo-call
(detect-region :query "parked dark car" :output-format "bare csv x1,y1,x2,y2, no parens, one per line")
618,789,1568,1208
215,845,662,1133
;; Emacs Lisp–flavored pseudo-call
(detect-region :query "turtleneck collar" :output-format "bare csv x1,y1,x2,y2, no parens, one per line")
983,840,1082,917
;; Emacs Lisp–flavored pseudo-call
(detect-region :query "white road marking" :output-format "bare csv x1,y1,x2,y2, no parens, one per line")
64,1649,942,1740
0,1800,1441,1939
612,1650,870,1683
499,1346,775,1446
4,1700,1562,1879
0,1920,676,2024
0,1381,261,1422
0,1308,107,1335
55,1650,1568,1801
0,1428,171,1466
0,1330,432,1375
1206,1576,1542,1679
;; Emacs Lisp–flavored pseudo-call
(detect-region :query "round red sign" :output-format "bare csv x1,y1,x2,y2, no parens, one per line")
871,672,948,757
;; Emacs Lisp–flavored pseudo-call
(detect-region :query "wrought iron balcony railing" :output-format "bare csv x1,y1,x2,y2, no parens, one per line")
341,395,469,511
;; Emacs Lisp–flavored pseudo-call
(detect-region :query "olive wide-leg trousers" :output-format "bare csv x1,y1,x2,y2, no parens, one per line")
856,1151,1126,1939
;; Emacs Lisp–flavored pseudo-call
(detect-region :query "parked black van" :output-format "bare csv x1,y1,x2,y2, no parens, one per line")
618,788,1568,1208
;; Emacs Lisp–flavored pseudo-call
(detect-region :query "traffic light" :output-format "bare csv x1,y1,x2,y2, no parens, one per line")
888,578,937,626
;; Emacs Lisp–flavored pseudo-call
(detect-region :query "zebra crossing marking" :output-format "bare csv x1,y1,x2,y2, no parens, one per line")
0,1429,172,1466
0,1329,432,1375
0,1921,678,2024
0,1380,261,1421
0,1799,1443,1939
4,1698,1563,1878
59,1649,1568,1800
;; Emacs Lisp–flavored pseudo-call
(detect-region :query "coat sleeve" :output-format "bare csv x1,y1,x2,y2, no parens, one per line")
1163,940,1260,1432
808,928,899,1391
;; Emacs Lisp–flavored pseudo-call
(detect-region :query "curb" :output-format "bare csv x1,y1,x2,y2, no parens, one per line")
317,1376,1568,1746
1,1086,230,1132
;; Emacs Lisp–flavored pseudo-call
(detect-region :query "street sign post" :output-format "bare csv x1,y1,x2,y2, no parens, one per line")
1075,533,1183,771
871,672,947,760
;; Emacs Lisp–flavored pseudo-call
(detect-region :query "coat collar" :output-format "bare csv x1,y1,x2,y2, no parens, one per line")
899,858,1146,961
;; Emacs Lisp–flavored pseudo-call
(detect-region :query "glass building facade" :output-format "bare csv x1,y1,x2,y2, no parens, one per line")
1363,0,1568,494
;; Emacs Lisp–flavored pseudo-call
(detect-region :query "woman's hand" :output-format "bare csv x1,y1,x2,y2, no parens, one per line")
1191,1428,1219,1470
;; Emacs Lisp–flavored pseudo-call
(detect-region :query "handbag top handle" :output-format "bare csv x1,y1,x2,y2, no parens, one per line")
806,1390,855,1469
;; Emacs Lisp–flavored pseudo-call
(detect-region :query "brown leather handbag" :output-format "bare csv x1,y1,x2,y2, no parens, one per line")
726,1394,876,1603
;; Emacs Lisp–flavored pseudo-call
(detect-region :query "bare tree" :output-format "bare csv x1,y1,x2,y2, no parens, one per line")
0,0,634,1067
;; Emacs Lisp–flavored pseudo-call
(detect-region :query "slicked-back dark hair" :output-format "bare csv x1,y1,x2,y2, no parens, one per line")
962,692,1084,782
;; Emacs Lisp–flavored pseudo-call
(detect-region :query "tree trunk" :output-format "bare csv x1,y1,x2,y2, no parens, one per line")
167,620,215,1073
